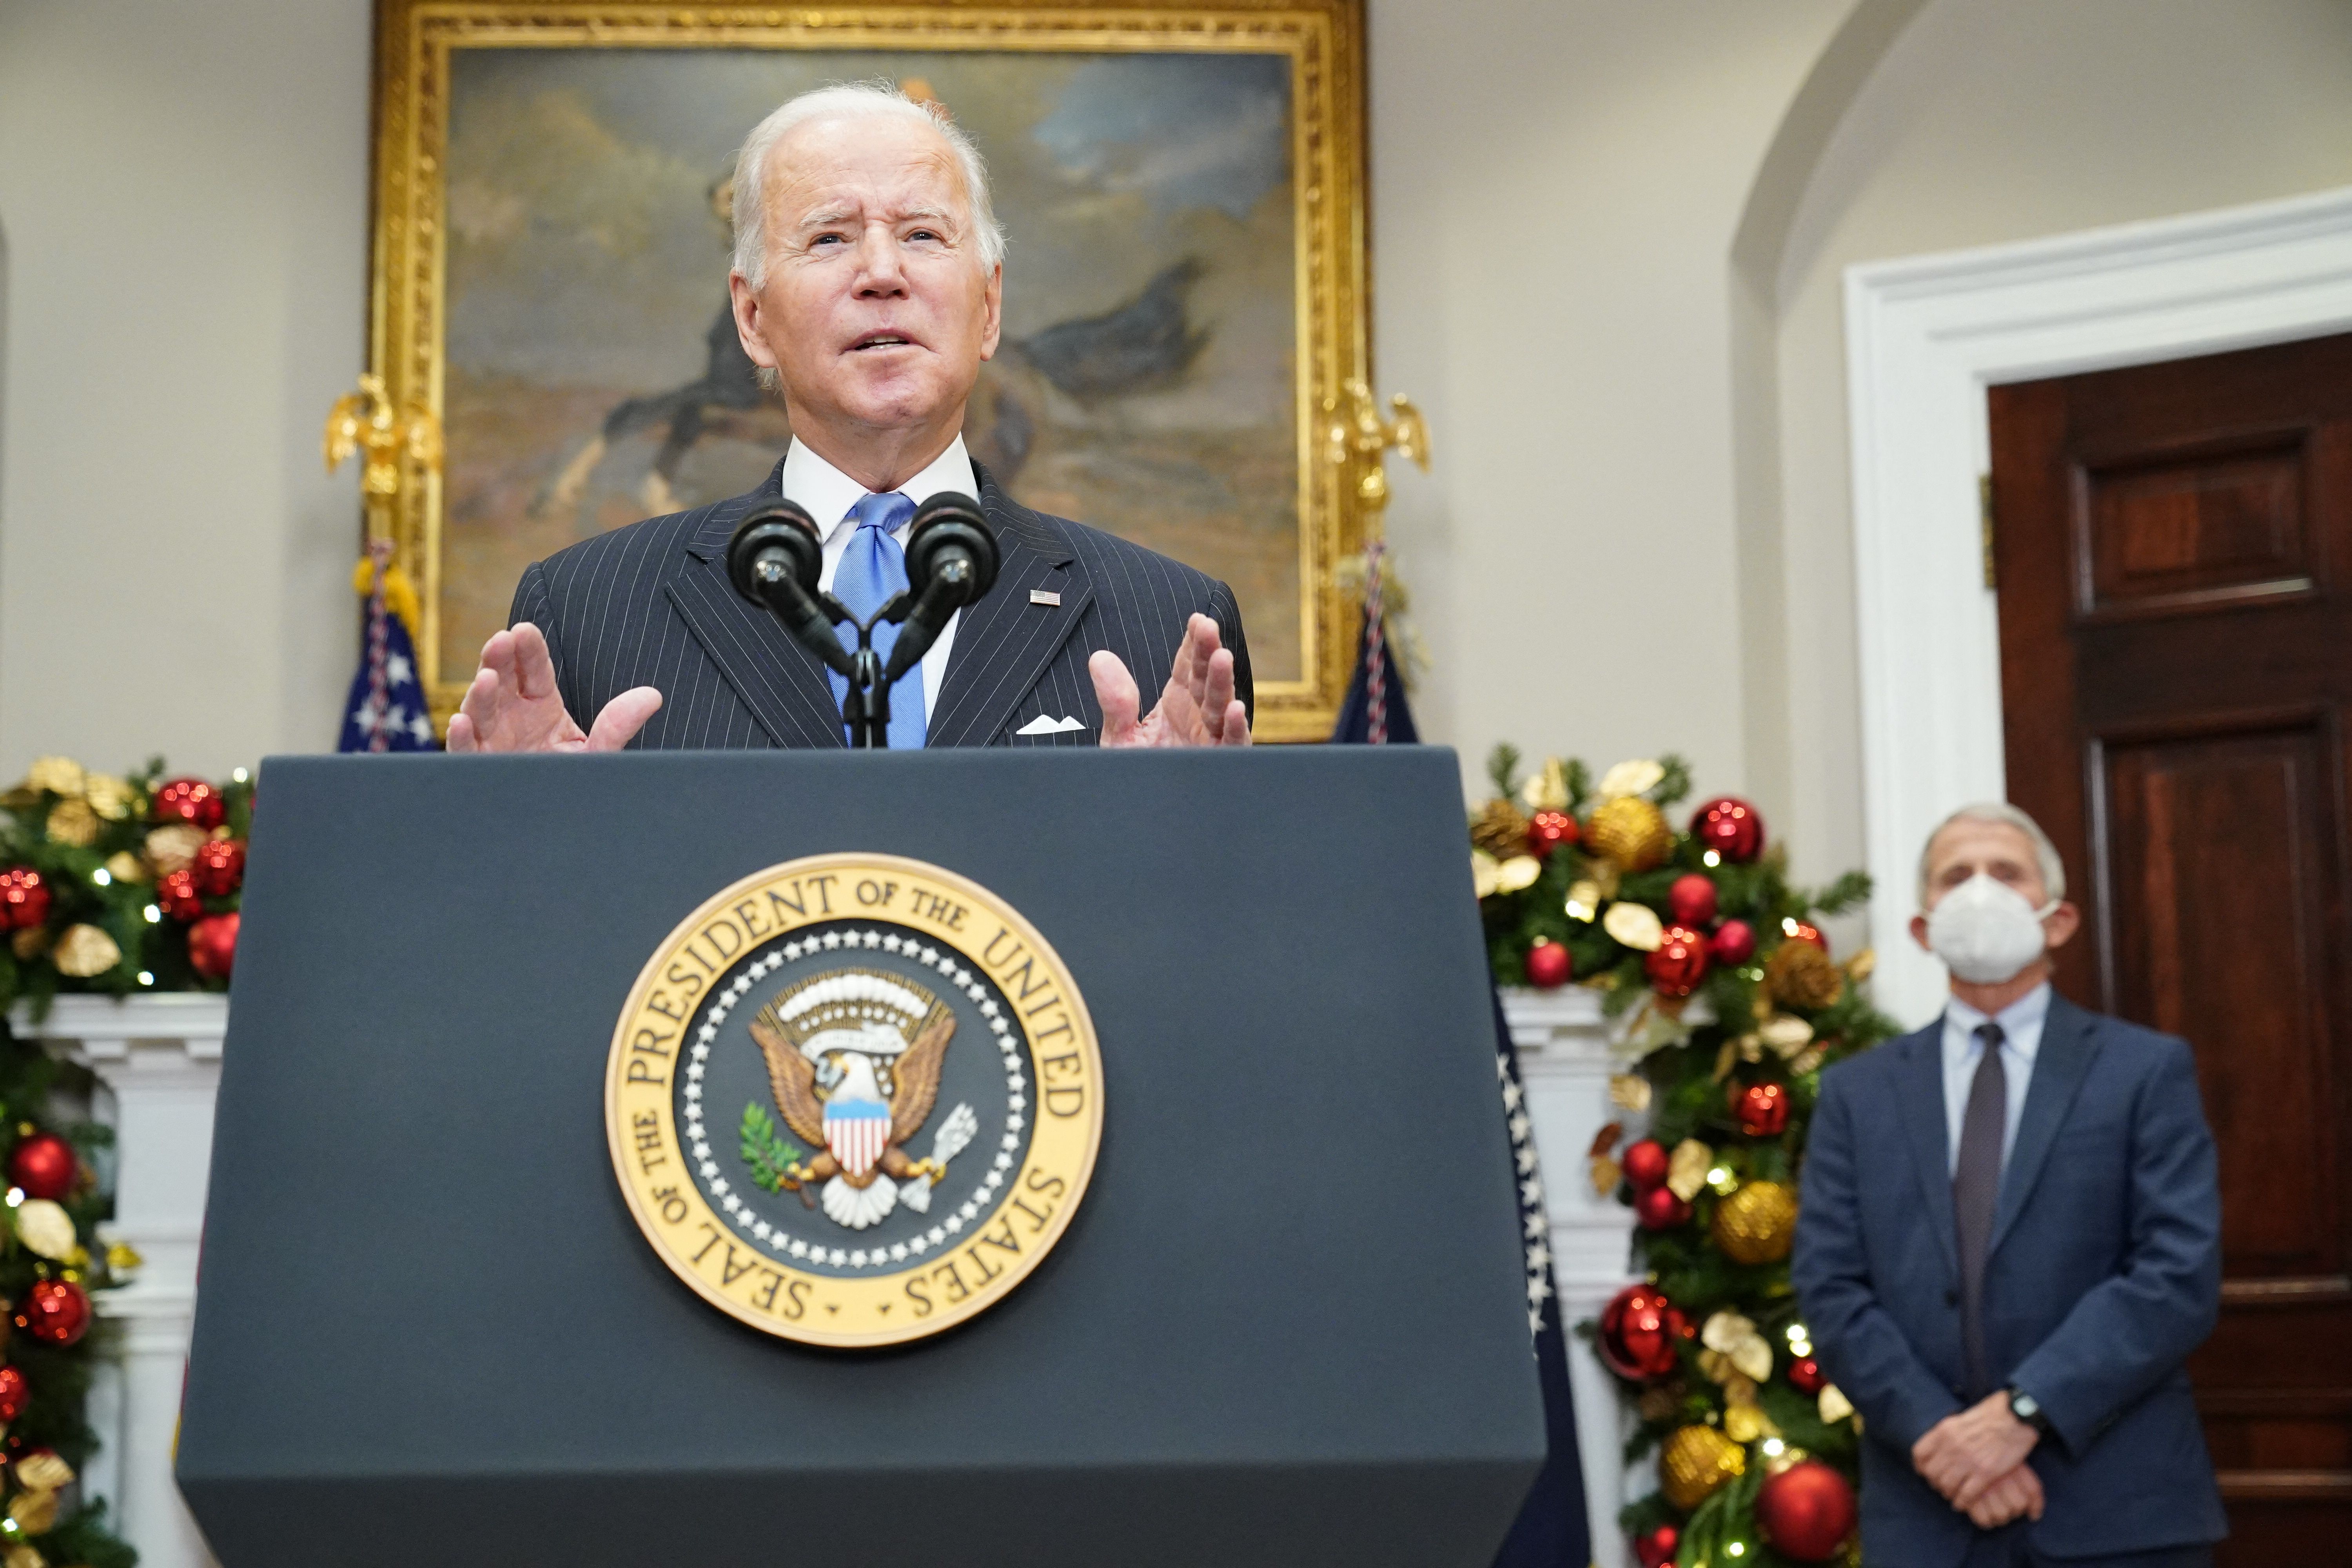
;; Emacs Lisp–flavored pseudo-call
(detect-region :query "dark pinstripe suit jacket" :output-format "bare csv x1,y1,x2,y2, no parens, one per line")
508,458,1252,749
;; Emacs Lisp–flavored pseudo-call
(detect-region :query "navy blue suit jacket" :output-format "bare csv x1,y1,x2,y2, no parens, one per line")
1791,994,2225,1564
508,459,1251,750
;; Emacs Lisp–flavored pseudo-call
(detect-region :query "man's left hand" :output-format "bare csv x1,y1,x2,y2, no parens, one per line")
1090,614,1252,748
1913,1391,2041,1511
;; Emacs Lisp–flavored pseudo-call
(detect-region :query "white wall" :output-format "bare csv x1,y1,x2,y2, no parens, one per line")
0,0,371,781
1764,0,2352,913
1371,0,1852,804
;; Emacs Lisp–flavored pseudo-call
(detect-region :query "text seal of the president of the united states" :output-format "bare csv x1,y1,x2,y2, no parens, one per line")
607,853,1103,1348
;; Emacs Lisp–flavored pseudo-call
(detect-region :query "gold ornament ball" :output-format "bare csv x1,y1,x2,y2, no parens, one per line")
1713,1180,1800,1265
1764,939,1844,1011
1586,795,1671,871
1659,1423,1747,1511
44,798,100,848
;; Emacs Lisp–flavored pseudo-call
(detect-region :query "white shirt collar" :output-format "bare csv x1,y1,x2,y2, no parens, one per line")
1944,981,2051,1067
782,436,978,542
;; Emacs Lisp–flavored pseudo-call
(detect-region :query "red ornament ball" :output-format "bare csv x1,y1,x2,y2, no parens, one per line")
0,1367,27,1424
1635,1184,1692,1230
19,1280,89,1347
152,778,226,830
1525,809,1579,859
1710,918,1757,966
1633,1523,1680,1568
156,868,204,922
1597,1284,1688,1380
1733,1080,1792,1138
191,838,247,898
1523,938,1572,989
1644,924,1710,998
1787,1355,1827,1395
1620,1137,1671,1192
189,912,240,982
1666,872,1718,928
1690,796,1766,864
6,1133,76,1202
0,871,48,933
1754,1459,1858,1562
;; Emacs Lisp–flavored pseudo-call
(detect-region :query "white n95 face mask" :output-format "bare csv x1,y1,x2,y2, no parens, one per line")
1925,873,2054,984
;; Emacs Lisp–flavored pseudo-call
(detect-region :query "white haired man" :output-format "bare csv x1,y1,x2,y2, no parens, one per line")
448,82,1251,754
1792,803,2225,1566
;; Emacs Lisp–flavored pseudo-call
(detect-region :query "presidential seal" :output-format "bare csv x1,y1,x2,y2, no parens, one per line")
606,853,1103,1348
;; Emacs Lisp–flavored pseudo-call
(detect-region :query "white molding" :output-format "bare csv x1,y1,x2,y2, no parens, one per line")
1843,183,2352,1027
1501,987,1638,1568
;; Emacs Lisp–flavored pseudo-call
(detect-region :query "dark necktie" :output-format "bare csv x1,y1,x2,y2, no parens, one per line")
1953,1021,2007,1397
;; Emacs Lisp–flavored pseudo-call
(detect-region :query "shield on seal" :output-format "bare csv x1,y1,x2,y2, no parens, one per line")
824,1093,891,1178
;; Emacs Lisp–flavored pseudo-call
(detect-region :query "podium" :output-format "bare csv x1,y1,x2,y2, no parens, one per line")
176,748,1545,1566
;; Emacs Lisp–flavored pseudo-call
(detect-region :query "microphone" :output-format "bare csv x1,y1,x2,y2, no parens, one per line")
726,498,854,677
883,492,1000,683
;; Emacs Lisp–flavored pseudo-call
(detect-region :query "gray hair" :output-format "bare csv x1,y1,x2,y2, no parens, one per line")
730,81,1006,289
1918,802,2067,908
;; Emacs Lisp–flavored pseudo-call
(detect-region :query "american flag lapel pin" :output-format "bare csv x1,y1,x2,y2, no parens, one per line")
1029,588,1062,606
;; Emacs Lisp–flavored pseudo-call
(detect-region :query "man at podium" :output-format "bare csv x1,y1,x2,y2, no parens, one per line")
446,82,1255,756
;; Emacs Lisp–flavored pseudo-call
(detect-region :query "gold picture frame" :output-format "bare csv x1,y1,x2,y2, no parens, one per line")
368,0,1373,742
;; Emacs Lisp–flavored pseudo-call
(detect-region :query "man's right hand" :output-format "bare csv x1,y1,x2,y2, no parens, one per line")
1964,1463,2044,1529
445,624,663,753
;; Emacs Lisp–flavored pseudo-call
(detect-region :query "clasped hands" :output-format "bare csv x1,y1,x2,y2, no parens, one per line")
1913,1392,2043,1530
446,613,1250,751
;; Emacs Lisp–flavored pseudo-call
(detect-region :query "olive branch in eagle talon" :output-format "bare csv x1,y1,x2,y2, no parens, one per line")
744,968,973,1230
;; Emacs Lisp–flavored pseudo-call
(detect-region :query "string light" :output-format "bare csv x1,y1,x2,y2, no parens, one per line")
90,868,110,887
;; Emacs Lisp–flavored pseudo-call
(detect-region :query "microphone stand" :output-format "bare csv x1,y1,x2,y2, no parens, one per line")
819,588,909,751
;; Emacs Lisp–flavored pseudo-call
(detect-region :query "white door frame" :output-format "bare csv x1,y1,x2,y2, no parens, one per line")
1843,185,2352,1027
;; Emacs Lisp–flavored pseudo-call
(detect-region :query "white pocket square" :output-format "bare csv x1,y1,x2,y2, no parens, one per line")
1016,714,1087,736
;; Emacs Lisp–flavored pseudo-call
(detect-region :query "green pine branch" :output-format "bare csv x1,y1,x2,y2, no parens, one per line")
739,1102,804,1193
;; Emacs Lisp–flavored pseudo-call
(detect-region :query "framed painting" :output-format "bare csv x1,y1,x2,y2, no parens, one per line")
367,0,1373,741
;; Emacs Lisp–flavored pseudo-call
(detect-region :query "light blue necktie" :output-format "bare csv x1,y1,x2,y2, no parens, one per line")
829,491,926,748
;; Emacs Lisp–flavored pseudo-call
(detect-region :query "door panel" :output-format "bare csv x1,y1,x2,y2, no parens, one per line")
1991,330,2352,1559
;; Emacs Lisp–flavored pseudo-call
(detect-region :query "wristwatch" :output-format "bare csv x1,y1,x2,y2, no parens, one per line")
2007,1386,2050,1434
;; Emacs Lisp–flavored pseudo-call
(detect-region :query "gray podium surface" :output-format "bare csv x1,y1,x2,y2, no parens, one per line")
177,748,1544,1566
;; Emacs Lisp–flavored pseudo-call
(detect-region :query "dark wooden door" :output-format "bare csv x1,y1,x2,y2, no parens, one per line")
1990,330,2352,1557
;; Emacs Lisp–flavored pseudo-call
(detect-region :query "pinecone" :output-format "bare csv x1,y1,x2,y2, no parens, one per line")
1764,938,1844,1011
1469,798,1533,858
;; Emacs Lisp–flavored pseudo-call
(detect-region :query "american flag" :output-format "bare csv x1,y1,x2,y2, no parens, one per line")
338,543,439,753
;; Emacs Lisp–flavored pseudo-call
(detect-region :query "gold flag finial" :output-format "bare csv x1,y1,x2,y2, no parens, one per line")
324,373,442,506
1324,378,1430,533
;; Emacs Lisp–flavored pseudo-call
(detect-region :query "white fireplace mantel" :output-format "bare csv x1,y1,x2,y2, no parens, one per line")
10,993,224,1568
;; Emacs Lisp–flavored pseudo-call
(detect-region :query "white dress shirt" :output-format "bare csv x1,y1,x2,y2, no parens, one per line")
780,435,974,722
1941,982,2049,1177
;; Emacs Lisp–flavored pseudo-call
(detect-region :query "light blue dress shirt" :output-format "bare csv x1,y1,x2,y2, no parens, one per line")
1940,982,2050,1178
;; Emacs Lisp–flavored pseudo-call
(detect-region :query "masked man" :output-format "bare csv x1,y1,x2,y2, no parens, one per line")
1792,803,2225,1566
446,81,1251,755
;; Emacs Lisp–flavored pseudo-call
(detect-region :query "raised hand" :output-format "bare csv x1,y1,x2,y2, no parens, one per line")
1089,614,1251,748
444,623,663,754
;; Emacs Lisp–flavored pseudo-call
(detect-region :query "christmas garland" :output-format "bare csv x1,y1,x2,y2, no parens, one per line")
0,1027,140,1568
0,759,253,1017
1469,747,1898,1567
